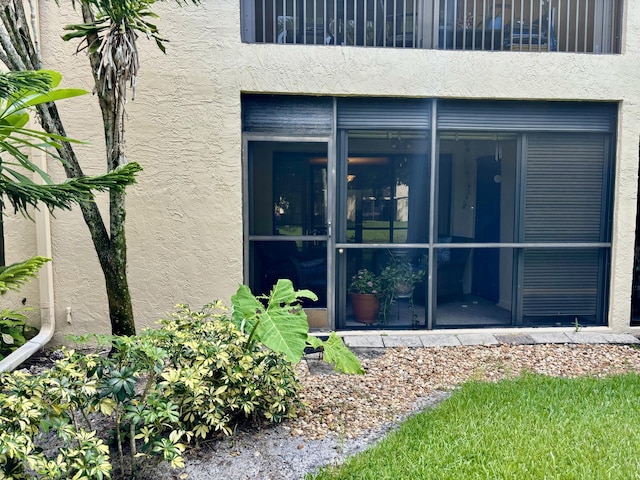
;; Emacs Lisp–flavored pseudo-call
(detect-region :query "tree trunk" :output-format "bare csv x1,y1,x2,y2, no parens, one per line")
104,253,135,337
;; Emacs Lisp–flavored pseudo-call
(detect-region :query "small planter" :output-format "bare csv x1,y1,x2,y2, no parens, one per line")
350,293,380,324
394,281,413,299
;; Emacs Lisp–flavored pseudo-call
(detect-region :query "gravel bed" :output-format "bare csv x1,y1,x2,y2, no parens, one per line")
291,344,640,441
136,342,640,479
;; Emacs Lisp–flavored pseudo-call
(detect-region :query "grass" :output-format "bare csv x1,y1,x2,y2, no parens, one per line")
309,373,640,479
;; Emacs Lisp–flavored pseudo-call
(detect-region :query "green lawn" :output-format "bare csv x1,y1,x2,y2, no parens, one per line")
309,373,640,479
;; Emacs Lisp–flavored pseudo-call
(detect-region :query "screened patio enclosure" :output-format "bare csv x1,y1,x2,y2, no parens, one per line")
243,96,615,330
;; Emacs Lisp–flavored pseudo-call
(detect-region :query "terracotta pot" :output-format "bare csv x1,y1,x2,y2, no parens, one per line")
350,293,380,324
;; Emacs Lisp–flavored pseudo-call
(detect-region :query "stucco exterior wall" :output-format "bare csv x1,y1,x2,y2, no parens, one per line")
24,0,640,339
4,207,40,327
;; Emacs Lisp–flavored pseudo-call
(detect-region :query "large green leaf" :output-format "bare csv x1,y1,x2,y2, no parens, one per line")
322,332,365,374
257,280,316,363
231,280,317,364
306,334,323,349
230,283,263,333
231,281,363,373
4,88,88,117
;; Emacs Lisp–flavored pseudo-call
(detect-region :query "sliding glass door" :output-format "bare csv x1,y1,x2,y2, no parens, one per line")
336,130,431,328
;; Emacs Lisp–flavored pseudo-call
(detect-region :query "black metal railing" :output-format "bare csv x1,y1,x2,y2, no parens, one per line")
241,0,621,53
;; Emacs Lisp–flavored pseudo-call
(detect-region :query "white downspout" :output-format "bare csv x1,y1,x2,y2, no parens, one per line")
0,0,56,373
0,198,56,372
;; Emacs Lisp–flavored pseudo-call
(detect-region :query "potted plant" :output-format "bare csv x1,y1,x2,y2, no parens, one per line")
349,269,382,324
379,254,425,325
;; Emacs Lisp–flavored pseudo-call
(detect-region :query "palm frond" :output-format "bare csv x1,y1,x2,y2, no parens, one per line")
1,162,143,216
0,71,52,98
0,256,50,294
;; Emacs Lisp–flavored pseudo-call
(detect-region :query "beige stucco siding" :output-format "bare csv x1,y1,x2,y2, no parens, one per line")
19,0,640,339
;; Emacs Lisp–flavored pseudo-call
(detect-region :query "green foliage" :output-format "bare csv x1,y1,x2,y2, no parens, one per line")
232,280,364,375
157,302,304,432
0,367,112,479
0,69,141,340
0,283,363,477
379,253,426,325
0,70,141,217
0,256,49,360
379,255,425,291
0,300,304,478
0,308,35,360
63,0,202,51
0,71,86,180
232,280,316,363
348,269,382,295
2,162,142,216
321,333,364,375
0,71,53,98
0,257,50,295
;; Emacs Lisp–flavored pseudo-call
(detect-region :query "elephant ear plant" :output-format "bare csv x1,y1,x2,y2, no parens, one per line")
231,279,364,375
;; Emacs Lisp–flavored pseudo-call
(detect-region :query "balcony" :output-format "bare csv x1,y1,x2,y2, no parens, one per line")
241,0,622,53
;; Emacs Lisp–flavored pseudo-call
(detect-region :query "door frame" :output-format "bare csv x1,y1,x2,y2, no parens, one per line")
242,134,336,329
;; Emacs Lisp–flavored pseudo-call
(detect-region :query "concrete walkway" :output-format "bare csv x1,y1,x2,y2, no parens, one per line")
341,331,640,348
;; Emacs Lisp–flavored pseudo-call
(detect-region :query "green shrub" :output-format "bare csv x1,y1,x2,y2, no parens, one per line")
0,300,304,479
153,301,304,438
0,367,112,480
0,281,361,479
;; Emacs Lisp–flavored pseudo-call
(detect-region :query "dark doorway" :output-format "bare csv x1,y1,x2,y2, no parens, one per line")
472,155,501,303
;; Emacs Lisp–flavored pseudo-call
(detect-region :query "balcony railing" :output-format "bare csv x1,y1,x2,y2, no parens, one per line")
241,0,621,53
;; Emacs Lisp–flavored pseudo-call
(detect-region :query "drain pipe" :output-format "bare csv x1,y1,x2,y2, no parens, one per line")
0,0,56,372
0,154,56,372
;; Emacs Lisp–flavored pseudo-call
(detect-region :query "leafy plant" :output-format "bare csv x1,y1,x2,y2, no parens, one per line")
379,253,426,325
232,279,364,375
380,256,425,293
0,0,201,337
0,69,140,218
0,301,306,479
0,366,113,480
0,308,34,360
0,257,50,295
157,303,304,432
348,269,382,295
